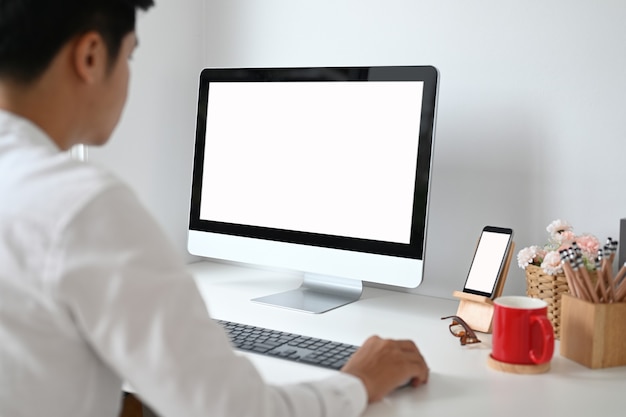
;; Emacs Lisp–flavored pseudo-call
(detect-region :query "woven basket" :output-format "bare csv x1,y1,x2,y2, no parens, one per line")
524,264,569,339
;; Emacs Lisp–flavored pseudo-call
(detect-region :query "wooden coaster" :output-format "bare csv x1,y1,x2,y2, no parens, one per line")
487,355,551,374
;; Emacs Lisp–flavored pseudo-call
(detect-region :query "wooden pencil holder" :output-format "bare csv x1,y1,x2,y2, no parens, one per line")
560,294,626,369
452,242,515,333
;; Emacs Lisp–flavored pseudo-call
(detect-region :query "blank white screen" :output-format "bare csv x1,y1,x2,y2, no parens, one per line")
464,231,511,293
199,81,424,244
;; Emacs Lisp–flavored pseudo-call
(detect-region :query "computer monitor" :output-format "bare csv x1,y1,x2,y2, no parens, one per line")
188,66,439,313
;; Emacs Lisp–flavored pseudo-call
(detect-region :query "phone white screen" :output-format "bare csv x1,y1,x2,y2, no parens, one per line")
464,231,511,294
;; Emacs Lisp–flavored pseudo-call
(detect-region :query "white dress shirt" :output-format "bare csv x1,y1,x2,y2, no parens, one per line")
0,110,367,417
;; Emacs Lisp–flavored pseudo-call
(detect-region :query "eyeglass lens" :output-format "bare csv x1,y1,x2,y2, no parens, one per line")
441,315,481,345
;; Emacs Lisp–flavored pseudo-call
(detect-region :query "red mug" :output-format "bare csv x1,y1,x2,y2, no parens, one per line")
492,296,554,365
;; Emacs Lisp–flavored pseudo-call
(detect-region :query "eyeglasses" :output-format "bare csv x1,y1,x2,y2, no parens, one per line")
441,315,481,345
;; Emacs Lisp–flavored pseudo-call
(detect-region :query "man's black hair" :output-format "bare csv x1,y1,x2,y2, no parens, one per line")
0,0,154,84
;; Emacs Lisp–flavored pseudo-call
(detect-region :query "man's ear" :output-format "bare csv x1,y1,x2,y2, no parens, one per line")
72,31,108,84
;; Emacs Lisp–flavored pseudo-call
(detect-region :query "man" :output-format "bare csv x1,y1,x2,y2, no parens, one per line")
0,1,429,416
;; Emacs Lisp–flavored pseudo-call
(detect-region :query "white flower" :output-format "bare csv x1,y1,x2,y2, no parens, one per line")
540,251,563,275
517,245,541,269
546,219,572,237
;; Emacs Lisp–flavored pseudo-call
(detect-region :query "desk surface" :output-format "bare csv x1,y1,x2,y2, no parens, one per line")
189,261,625,417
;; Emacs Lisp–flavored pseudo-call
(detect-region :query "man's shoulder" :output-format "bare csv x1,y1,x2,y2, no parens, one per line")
41,157,131,222
49,157,121,199
2,149,128,228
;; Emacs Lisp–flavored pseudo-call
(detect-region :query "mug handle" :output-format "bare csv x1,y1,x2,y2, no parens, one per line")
529,315,554,364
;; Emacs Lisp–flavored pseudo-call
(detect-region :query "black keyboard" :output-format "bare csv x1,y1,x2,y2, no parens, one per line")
217,319,359,370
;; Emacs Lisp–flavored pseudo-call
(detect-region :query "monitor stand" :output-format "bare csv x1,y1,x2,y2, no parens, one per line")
252,273,363,314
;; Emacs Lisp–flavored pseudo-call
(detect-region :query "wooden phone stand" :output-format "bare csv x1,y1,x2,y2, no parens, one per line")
452,242,515,333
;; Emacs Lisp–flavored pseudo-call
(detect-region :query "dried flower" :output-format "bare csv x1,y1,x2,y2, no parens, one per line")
517,245,542,269
518,219,599,275
546,219,572,236
576,234,600,259
540,251,562,275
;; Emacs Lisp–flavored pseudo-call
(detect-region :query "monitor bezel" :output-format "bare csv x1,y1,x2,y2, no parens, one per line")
189,66,438,261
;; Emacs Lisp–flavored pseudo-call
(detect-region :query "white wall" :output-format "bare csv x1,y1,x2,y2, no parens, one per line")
91,0,626,300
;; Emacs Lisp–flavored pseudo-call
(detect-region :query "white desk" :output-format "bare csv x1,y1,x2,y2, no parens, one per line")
189,261,626,417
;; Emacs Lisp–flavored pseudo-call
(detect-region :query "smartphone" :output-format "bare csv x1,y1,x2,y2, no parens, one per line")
462,226,514,299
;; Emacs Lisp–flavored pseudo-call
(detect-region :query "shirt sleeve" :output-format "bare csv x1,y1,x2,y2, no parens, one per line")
52,184,367,417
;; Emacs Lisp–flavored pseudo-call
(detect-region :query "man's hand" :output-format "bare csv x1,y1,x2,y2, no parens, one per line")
341,336,429,403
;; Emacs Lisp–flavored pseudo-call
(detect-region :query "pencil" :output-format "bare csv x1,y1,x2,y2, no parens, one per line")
560,250,580,298
578,257,600,303
567,249,592,302
593,267,605,302
615,278,626,302
596,249,611,303
606,238,617,264
614,262,626,288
